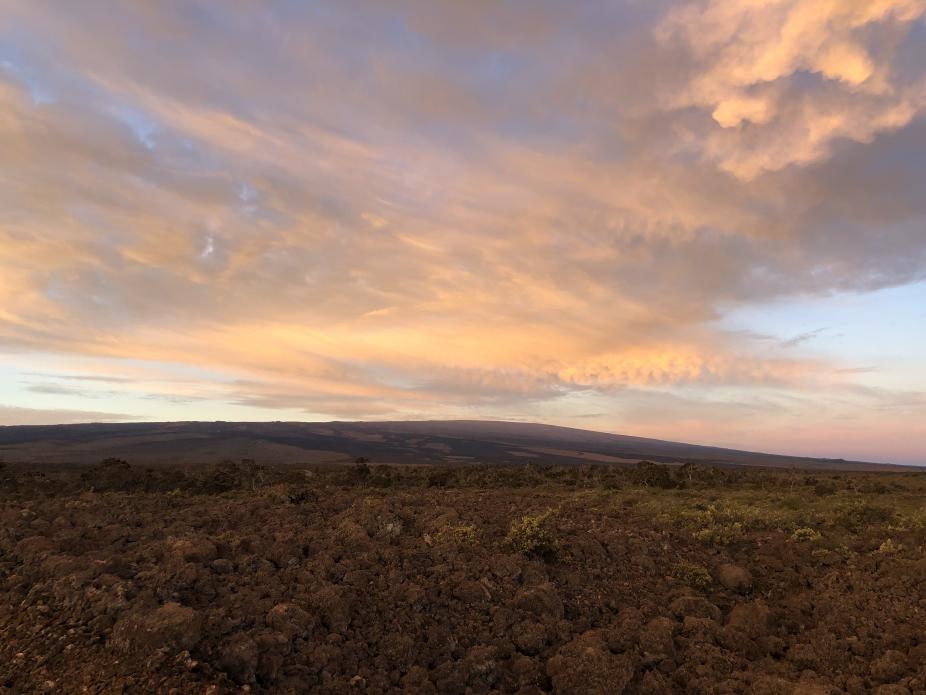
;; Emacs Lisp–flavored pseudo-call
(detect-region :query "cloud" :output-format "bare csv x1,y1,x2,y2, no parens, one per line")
25,382,104,398
0,405,143,426
656,0,926,178
0,1,924,460
37,373,136,384
779,327,829,348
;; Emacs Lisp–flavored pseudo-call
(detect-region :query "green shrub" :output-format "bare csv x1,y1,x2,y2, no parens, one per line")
505,509,559,560
673,561,712,591
834,500,895,532
434,524,480,547
791,527,823,543
690,503,748,545
878,538,902,554
693,521,744,545
633,461,676,489
887,509,926,533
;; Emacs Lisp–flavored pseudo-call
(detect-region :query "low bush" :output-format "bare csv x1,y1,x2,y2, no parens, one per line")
505,509,560,560
877,538,902,554
434,524,480,547
834,500,895,532
690,503,748,545
673,561,712,591
791,527,823,543
694,521,744,545
633,461,676,489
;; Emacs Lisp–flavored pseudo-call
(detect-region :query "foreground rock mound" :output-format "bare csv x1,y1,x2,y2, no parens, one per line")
112,603,203,655
546,630,634,694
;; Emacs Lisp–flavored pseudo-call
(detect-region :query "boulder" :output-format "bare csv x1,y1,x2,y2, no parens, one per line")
669,595,721,621
638,617,676,659
312,585,350,633
546,630,634,695
401,665,437,694
871,650,909,683
512,583,563,620
171,538,218,564
875,686,911,695
606,607,642,652
266,602,314,640
112,603,202,655
512,620,546,655
216,632,259,684
716,564,753,593
726,601,770,639
453,580,487,604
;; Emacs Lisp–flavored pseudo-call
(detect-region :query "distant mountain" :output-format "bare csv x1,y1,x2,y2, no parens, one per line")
0,420,912,471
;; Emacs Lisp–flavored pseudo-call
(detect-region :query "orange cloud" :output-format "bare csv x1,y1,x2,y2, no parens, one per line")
657,0,926,178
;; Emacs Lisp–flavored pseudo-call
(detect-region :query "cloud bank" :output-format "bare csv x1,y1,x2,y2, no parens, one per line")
0,1,925,462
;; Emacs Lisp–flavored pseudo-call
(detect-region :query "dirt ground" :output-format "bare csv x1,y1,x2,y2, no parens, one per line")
1,460,925,694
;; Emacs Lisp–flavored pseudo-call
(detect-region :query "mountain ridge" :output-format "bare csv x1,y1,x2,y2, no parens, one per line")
0,419,915,471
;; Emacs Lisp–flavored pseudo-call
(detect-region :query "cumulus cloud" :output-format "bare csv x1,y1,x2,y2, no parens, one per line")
656,0,926,178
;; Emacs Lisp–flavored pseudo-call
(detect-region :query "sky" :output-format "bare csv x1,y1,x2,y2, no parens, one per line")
1,1,925,465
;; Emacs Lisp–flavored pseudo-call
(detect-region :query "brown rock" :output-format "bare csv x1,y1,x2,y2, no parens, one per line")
788,642,817,669
15,536,56,560
669,595,721,621
751,677,837,695
726,601,770,639
210,558,233,574
639,670,672,694
546,630,634,695
463,644,499,688
171,538,218,564
335,519,371,551
845,676,867,695
792,684,839,695
631,554,657,573
453,580,487,604
638,617,676,658
508,653,542,688
112,603,202,655
606,607,642,652
512,620,546,655
871,650,908,683
255,631,289,682
401,665,436,694
313,585,350,633
680,615,719,642
513,582,563,619
716,564,753,593
875,686,911,695
266,602,314,640
216,632,258,684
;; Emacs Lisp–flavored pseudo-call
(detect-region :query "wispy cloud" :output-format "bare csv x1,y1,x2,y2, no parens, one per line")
0,405,142,426
780,327,829,349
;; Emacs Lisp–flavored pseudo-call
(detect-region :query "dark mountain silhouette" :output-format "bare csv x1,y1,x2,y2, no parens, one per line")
0,420,910,470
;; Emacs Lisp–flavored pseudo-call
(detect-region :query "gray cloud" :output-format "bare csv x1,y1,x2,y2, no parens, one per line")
25,382,105,398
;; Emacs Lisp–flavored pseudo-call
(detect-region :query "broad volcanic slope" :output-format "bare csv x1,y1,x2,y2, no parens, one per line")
0,421,901,470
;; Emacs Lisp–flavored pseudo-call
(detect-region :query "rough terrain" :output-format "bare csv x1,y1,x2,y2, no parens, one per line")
1,460,924,694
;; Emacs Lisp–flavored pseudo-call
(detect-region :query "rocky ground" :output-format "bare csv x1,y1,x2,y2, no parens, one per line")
1,460,924,694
